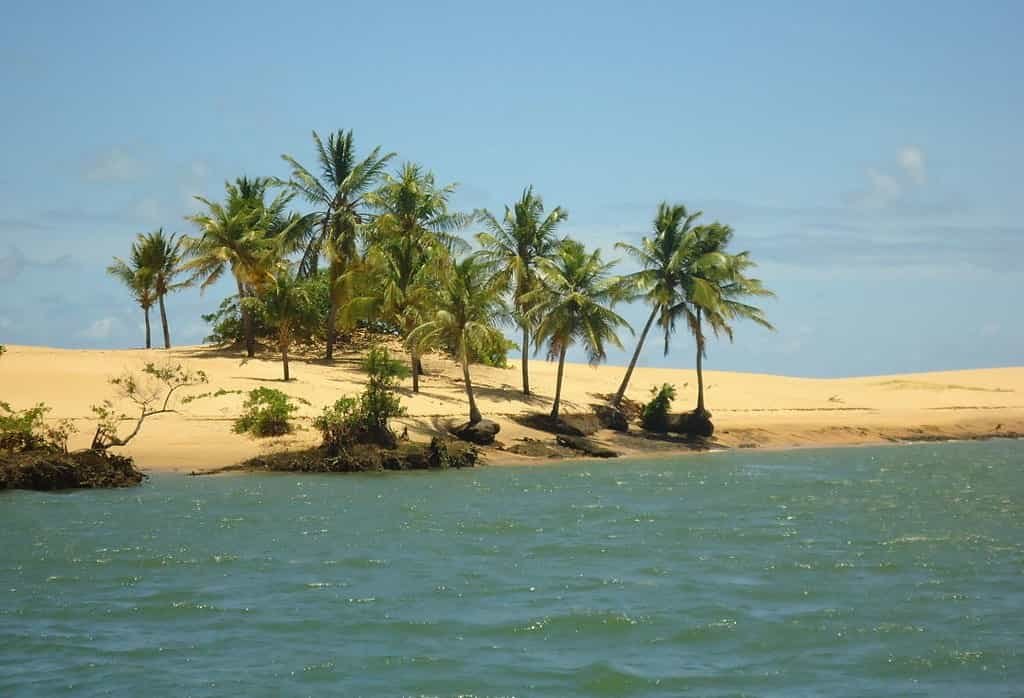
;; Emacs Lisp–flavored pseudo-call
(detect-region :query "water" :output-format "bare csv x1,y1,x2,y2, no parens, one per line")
2,441,1022,696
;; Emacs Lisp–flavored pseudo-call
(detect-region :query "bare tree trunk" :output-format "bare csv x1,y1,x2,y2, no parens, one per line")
158,294,171,349
143,306,152,349
550,344,568,419
325,263,339,361
410,348,420,393
282,344,290,381
237,277,255,358
521,325,531,395
695,310,706,416
462,353,482,424
612,307,657,408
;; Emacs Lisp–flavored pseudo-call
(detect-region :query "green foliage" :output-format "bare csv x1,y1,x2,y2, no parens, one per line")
202,295,270,345
314,346,408,452
233,387,306,437
462,332,516,368
0,402,77,454
640,383,677,433
90,362,208,450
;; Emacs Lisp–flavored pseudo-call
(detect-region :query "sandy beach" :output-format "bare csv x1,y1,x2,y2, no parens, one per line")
1,343,1021,472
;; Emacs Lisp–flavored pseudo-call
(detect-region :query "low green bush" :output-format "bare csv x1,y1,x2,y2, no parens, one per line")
233,388,304,437
314,346,407,452
640,383,677,433
1,401,77,454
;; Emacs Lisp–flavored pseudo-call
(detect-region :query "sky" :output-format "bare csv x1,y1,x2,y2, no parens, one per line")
1,0,1021,377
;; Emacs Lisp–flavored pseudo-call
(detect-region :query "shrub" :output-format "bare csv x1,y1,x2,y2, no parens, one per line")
314,346,407,452
90,362,208,450
1,402,77,454
640,383,677,433
233,387,303,437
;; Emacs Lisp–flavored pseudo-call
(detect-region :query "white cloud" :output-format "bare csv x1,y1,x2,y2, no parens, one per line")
84,146,147,182
77,317,121,340
898,146,926,185
0,316,12,329
848,145,928,209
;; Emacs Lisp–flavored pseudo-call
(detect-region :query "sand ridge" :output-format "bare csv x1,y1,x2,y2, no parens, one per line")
1,344,1021,471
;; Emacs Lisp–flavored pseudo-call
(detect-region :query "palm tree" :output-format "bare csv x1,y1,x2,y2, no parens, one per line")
407,255,508,424
107,240,157,349
675,223,774,415
526,240,632,420
134,229,189,349
260,266,313,381
364,162,471,391
477,187,567,396
610,203,708,409
185,178,299,357
280,130,395,360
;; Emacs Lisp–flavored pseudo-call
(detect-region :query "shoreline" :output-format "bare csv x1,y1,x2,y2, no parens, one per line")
2,343,1022,473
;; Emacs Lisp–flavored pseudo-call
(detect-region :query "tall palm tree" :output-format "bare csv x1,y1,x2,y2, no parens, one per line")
185,178,301,357
674,223,774,415
610,202,710,409
280,130,395,360
135,229,189,349
477,187,567,396
407,255,508,424
526,240,632,420
364,162,471,391
107,240,157,349
260,266,313,381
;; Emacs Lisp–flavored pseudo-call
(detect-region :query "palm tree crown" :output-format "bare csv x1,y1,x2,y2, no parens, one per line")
407,254,508,424
526,240,632,418
476,186,567,396
363,162,471,391
107,238,157,349
280,129,395,359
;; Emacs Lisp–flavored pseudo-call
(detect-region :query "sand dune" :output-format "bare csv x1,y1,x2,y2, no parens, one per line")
1,343,1021,471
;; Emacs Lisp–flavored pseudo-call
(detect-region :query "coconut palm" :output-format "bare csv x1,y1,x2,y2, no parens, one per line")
610,202,710,409
673,223,774,415
364,163,471,391
526,240,632,420
260,266,313,381
134,229,189,349
476,187,567,396
280,130,395,360
185,178,302,357
107,240,157,349
407,255,508,424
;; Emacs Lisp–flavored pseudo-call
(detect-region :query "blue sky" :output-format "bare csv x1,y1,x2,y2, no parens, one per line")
1,0,1021,377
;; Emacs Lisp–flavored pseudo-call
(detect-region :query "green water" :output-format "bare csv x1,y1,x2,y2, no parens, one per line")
2,441,1022,696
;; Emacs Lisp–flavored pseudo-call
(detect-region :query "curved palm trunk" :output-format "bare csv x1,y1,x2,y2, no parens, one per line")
695,309,707,416
612,307,658,408
461,352,482,424
281,343,290,381
158,294,171,349
143,306,152,349
521,325,531,395
550,344,568,419
325,263,339,361
236,277,255,358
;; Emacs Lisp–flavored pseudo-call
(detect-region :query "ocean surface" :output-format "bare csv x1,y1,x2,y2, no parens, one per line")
2,441,1022,697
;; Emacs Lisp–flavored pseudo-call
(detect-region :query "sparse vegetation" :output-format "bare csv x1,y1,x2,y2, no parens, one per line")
233,387,306,437
640,383,677,433
314,346,408,451
0,402,76,455
89,362,208,450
